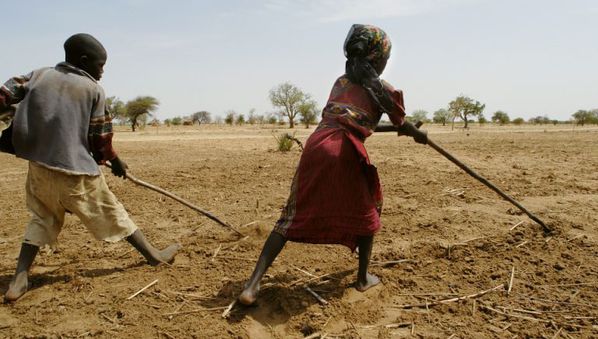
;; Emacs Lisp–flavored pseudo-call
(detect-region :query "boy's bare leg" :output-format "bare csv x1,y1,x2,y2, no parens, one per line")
126,229,180,266
238,232,287,305
5,243,39,302
355,235,380,292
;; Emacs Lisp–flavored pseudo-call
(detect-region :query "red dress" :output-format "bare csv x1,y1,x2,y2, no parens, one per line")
273,75,405,250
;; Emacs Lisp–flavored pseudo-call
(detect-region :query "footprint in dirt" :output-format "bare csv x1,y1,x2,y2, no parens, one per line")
246,306,288,338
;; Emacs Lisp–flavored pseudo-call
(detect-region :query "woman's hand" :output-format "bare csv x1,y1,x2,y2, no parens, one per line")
398,121,428,144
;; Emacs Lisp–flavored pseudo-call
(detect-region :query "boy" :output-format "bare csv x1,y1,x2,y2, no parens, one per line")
0,33,180,302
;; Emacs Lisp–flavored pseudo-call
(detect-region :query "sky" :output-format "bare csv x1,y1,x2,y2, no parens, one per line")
2,0,597,121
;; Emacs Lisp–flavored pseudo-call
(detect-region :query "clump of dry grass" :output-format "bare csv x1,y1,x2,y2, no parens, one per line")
273,132,295,152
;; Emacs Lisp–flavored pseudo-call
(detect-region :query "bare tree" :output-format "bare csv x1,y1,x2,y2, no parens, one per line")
191,111,212,125
247,108,257,125
269,82,307,128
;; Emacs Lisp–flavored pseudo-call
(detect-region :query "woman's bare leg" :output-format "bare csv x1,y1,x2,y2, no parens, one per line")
238,232,287,305
355,235,380,291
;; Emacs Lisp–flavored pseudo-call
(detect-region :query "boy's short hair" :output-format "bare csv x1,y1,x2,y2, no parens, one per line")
64,33,106,62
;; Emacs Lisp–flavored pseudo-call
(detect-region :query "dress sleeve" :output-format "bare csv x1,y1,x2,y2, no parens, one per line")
381,80,406,127
88,87,117,163
0,72,32,113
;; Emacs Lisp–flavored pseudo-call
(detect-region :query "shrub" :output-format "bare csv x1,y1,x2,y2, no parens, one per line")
274,133,295,152
512,117,525,125
224,111,235,125
491,111,510,125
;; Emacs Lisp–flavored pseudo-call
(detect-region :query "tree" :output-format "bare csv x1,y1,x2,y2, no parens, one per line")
512,117,525,125
163,118,171,127
478,114,487,125
105,96,127,125
236,114,246,125
125,96,159,132
247,108,257,125
410,109,429,123
224,110,235,125
572,109,597,126
433,108,450,126
448,95,485,129
298,99,318,128
491,111,510,125
269,82,308,128
191,111,211,125
529,115,550,124
171,116,182,126
276,111,287,125
266,113,278,125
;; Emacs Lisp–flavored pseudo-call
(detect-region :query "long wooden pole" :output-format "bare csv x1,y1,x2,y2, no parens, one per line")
105,165,243,237
425,138,551,234
376,123,551,234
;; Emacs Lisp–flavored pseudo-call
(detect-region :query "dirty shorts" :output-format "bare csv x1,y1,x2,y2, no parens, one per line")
23,162,138,247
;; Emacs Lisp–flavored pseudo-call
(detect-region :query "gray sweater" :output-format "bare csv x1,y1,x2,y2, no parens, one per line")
11,63,106,175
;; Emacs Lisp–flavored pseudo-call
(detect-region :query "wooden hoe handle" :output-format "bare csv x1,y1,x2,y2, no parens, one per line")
105,164,244,237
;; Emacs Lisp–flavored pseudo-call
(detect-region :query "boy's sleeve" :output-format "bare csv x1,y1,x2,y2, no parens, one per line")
0,73,32,113
88,87,118,164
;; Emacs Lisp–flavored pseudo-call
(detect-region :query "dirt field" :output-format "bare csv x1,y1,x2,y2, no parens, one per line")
1,124,597,338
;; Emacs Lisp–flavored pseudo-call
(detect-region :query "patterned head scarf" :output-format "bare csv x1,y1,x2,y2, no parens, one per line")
344,24,391,64
344,24,395,114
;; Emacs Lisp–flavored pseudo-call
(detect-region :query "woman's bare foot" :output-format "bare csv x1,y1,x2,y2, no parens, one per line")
238,283,260,306
355,273,380,292
4,272,29,302
148,244,181,266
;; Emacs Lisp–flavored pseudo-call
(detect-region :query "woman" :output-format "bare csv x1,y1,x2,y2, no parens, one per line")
238,24,427,305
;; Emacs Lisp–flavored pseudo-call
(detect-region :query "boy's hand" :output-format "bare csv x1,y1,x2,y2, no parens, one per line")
110,157,128,178
398,121,428,144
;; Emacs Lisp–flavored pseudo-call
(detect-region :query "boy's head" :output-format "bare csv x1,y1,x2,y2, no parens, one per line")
64,33,107,81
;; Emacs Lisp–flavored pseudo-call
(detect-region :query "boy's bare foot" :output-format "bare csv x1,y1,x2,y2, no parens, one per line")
238,283,259,306
4,272,29,302
148,244,181,266
355,273,380,292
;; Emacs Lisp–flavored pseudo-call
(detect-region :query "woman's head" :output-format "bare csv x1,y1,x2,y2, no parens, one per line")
344,24,391,75
343,24,395,114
